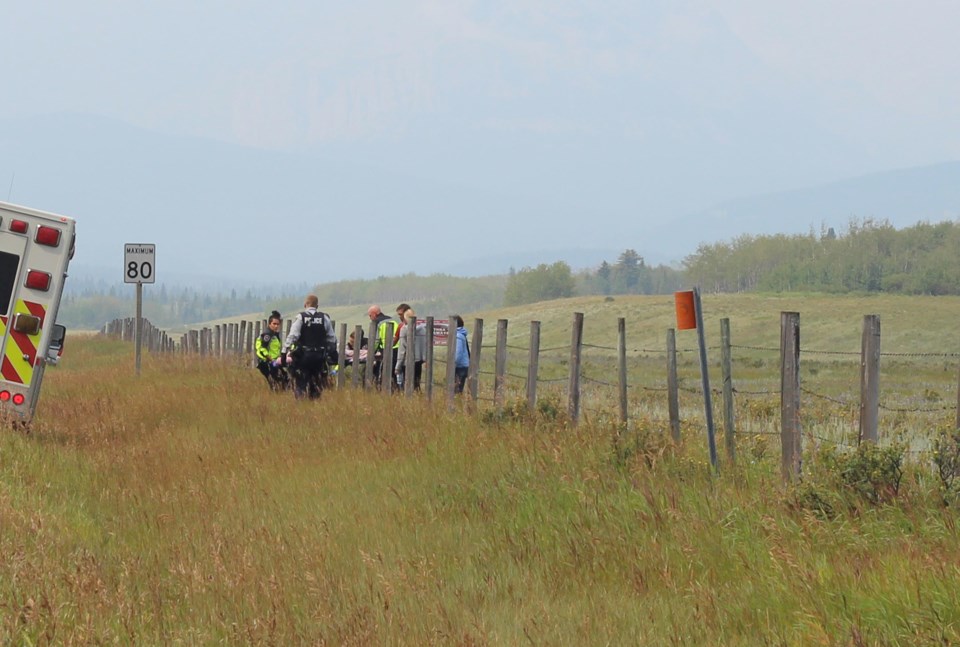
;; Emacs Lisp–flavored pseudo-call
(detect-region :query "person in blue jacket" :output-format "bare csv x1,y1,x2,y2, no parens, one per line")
454,315,470,394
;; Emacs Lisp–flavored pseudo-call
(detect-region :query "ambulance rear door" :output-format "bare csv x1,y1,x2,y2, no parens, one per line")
0,228,31,414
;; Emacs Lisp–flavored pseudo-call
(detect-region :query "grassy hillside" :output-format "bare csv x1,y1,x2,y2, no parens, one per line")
3,294,960,643
197,292,960,357
188,293,960,440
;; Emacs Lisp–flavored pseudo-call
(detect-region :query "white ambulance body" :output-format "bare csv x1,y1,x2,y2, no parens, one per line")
0,200,75,420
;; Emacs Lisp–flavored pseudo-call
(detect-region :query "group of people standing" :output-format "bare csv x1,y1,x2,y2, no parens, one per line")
254,294,338,399
254,296,470,399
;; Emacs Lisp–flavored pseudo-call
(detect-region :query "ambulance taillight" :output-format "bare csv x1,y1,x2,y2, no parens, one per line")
35,226,61,247
10,219,28,234
25,270,51,291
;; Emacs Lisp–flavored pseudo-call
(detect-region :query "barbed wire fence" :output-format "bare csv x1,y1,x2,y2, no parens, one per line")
102,309,959,475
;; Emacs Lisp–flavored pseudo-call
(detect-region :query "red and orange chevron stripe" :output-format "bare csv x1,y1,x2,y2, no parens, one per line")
0,299,45,386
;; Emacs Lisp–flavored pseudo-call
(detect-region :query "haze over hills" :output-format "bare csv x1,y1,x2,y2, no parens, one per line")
1,113,959,291
668,162,960,251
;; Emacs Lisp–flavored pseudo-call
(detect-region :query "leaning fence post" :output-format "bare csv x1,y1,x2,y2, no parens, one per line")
618,317,628,425
568,312,584,425
667,328,681,442
780,311,801,482
691,288,717,470
859,314,881,444
494,319,508,413
527,321,540,414
720,317,736,465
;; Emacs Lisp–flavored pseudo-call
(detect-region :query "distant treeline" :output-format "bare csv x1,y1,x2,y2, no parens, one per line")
60,273,509,330
504,250,686,306
683,218,960,295
58,218,959,328
505,218,960,305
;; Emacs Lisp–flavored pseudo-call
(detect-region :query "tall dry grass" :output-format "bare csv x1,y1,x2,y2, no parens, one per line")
1,336,959,644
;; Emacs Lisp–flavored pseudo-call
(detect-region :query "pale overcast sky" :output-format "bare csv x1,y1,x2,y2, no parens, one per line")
4,2,957,163
1,2,958,281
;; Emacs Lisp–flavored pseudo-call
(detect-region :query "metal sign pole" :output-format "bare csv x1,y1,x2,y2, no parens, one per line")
124,242,155,377
135,281,143,376
693,286,718,470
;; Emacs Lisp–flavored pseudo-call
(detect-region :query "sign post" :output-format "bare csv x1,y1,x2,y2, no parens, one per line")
124,243,156,376
675,287,718,471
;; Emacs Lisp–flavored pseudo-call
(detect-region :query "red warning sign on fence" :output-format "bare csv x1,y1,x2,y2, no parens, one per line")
675,291,697,330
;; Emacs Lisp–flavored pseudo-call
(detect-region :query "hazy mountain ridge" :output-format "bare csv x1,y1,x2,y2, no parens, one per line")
668,162,960,254
2,113,959,287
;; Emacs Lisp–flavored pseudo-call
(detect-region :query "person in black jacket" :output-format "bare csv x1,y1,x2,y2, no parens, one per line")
282,295,337,400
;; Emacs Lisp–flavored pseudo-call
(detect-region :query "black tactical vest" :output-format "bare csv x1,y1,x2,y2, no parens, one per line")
298,311,327,350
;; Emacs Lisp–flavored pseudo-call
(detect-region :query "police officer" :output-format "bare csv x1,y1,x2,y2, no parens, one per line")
283,295,337,400
367,304,400,390
254,310,289,391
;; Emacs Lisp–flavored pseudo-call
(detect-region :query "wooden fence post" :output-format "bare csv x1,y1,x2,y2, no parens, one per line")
667,328,680,442
720,317,736,464
860,314,881,444
354,325,364,389
780,311,801,482
568,312,584,425
468,318,483,402
365,322,377,390
956,355,960,431
494,319,508,413
527,321,540,414
618,317,628,425
337,323,347,389
446,314,458,409
404,318,416,397
382,332,395,395
425,316,435,401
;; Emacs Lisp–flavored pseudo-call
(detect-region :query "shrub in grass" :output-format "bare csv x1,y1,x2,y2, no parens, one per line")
794,442,906,515
610,416,673,471
932,426,960,504
479,393,568,428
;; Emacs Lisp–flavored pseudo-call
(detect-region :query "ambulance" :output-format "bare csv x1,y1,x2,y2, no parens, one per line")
0,200,76,421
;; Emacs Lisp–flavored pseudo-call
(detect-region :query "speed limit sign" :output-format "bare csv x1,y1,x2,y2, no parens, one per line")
124,243,156,284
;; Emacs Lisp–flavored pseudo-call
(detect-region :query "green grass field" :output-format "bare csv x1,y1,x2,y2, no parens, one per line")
3,294,960,644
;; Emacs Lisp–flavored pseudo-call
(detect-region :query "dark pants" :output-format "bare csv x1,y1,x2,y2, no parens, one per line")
291,351,327,400
257,361,289,391
455,366,468,393
397,361,424,391
373,351,400,391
